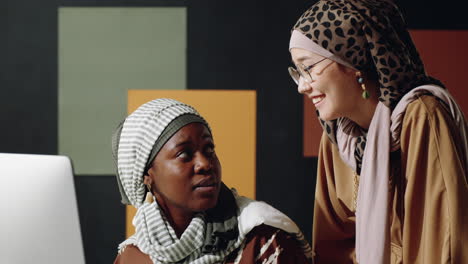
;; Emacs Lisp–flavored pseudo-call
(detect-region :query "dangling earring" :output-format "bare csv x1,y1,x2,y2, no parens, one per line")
145,184,154,204
356,71,370,99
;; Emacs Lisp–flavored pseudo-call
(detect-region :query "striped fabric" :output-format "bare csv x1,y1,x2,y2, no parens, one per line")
120,201,239,263
119,189,313,264
116,98,205,208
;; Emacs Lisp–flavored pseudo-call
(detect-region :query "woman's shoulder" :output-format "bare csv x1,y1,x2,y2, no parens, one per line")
113,245,152,264
245,224,309,250
245,224,296,242
225,224,311,264
404,94,451,119
401,94,463,137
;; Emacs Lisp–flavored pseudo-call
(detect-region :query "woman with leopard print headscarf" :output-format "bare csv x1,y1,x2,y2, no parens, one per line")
288,0,468,263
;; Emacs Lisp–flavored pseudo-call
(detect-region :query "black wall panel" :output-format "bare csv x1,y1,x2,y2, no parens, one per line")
1,0,57,154
397,0,468,30
74,176,126,264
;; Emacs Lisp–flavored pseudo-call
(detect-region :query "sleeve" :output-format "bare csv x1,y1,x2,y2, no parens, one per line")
312,132,357,264
113,245,152,264
400,96,468,263
225,224,312,264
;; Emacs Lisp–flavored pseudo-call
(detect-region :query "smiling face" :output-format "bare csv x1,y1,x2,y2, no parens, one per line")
145,122,221,214
290,48,363,121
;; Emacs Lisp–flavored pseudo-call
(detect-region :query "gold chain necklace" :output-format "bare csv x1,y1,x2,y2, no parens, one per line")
353,172,360,212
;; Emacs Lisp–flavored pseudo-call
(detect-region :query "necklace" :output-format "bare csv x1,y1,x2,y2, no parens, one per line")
353,171,360,212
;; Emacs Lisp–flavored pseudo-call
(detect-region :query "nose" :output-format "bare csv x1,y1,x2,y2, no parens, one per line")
297,76,313,95
194,152,212,174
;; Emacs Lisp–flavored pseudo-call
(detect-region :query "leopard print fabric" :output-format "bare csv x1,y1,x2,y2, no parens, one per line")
293,0,443,174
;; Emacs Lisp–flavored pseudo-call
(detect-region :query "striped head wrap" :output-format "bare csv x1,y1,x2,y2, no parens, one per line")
111,98,209,208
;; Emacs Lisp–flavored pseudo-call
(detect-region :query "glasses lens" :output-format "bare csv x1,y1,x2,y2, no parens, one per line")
297,65,313,83
288,67,300,85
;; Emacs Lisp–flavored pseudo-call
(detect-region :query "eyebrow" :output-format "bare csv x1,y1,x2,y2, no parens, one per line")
292,55,312,65
202,135,214,144
174,140,191,148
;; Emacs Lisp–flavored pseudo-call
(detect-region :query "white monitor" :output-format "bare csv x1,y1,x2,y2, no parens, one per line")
0,153,85,264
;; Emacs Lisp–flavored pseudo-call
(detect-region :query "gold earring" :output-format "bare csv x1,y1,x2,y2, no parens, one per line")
145,184,154,204
356,72,370,99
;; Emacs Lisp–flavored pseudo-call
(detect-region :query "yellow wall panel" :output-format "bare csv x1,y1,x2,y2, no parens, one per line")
126,90,256,237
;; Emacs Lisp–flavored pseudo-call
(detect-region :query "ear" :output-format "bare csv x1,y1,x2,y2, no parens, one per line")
143,175,152,186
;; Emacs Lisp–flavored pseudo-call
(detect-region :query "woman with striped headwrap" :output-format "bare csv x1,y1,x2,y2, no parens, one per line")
288,0,468,263
111,98,312,264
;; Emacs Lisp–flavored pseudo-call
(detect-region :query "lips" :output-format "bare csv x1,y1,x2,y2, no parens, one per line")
193,178,219,190
311,94,325,105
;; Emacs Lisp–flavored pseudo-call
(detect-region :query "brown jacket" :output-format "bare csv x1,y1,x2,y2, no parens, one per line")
312,95,468,263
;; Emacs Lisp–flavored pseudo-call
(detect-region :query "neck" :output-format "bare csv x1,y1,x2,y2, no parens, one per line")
349,81,379,130
156,196,193,238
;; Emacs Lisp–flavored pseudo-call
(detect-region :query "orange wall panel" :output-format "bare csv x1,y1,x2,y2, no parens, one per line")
125,90,256,237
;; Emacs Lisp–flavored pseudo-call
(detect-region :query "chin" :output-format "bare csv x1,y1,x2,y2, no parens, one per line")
317,111,339,121
317,101,347,121
192,196,219,212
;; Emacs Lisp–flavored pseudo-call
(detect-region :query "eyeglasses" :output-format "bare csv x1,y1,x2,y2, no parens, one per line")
288,57,328,85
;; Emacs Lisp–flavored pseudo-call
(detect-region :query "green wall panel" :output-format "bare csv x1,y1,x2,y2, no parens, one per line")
59,7,186,175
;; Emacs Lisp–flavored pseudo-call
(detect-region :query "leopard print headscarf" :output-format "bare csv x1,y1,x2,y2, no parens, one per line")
292,0,443,174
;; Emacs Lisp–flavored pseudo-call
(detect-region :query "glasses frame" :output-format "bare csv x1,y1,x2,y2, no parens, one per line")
288,57,328,85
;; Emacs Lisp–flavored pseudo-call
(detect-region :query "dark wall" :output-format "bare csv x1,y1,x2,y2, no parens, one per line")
2,0,467,263
397,0,467,29
2,0,57,154
74,175,126,264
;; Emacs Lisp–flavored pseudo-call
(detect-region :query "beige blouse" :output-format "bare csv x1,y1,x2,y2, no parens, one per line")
313,95,468,263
